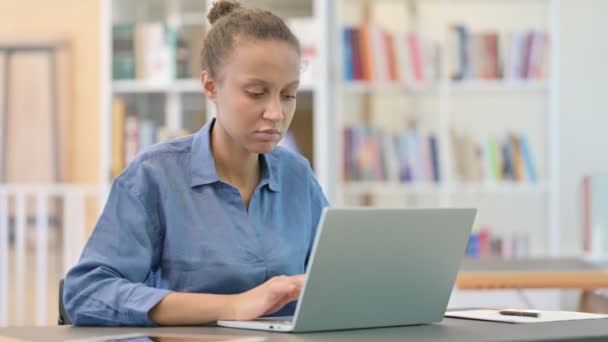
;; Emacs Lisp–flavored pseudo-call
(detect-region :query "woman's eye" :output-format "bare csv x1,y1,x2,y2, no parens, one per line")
247,91,265,98
282,94,297,100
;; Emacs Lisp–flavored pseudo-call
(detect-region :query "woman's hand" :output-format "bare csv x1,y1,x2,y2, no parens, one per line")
221,275,305,321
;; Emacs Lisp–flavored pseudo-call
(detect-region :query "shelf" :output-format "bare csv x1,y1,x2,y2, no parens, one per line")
339,80,548,95
112,79,203,93
342,181,549,195
449,182,550,194
448,80,549,93
113,79,315,93
340,81,438,95
343,182,442,195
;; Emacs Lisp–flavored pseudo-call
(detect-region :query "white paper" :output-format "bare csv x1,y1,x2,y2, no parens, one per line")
445,309,608,324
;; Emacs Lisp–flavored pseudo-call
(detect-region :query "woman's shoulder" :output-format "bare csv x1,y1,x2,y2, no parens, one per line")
140,135,195,159
116,135,196,190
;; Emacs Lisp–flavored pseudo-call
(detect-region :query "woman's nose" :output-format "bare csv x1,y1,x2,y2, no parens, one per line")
263,97,284,121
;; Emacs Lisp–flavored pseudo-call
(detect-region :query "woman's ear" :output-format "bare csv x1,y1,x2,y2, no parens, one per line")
201,71,217,101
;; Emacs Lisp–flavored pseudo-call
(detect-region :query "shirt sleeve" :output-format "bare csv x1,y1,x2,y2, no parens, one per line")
63,178,172,326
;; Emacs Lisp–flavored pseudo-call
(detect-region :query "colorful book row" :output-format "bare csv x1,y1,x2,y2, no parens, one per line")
111,99,192,178
449,25,548,81
466,228,530,260
342,26,439,85
112,22,205,81
451,130,537,183
343,126,441,183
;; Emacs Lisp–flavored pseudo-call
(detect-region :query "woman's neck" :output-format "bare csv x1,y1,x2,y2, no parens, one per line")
210,120,260,190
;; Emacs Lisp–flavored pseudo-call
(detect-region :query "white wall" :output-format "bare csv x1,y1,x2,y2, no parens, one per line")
559,0,608,255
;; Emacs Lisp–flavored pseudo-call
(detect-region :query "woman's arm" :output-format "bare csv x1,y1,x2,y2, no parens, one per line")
64,178,170,326
149,275,304,325
148,292,232,325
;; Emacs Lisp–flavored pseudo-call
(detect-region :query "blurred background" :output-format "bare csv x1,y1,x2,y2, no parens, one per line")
0,0,607,327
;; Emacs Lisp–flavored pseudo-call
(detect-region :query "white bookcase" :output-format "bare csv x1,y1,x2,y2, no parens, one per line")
328,0,561,256
100,0,561,256
100,0,331,191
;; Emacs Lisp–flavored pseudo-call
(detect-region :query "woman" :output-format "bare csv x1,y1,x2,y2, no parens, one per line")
64,0,328,326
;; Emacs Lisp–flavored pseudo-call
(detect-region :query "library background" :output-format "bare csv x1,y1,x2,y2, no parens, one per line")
0,0,607,327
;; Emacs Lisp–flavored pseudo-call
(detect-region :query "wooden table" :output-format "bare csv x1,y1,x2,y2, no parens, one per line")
456,258,608,312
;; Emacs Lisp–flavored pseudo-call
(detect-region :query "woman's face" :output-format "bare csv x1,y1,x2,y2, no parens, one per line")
206,38,300,154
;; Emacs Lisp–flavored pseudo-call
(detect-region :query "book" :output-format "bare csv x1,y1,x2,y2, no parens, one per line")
111,99,126,178
139,119,158,152
342,28,354,81
124,115,139,166
112,23,135,80
359,26,374,81
370,25,389,82
350,29,363,80
519,135,537,183
175,27,191,79
384,31,399,82
511,134,525,181
429,135,441,183
407,32,424,83
394,31,413,85
134,22,174,81
450,25,468,81
487,136,502,182
287,17,318,86
581,175,608,258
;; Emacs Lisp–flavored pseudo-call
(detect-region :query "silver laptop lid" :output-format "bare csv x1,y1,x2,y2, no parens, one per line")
292,208,476,332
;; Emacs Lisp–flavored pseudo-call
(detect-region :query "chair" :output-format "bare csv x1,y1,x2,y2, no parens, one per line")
58,278,71,325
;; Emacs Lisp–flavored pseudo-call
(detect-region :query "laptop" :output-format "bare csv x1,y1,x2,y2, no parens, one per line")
217,207,476,333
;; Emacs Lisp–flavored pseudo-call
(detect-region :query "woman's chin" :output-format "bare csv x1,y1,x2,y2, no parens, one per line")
248,141,278,154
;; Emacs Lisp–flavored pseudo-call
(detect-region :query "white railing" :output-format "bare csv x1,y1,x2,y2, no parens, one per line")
0,184,104,327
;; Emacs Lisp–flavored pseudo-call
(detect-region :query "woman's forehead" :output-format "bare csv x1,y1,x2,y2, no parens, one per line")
226,39,300,82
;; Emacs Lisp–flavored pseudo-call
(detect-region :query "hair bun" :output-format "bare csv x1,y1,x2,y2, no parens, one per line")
208,0,242,25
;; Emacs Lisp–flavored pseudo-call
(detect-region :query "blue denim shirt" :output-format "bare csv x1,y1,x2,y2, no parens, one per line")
63,119,329,326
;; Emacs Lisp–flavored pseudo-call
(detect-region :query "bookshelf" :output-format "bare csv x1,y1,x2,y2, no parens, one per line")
329,0,561,256
100,0,330,189
99,0,561,256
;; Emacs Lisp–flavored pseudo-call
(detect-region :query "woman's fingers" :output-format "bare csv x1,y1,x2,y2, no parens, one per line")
262,275,305,315
265,291,298,316
288,275,305,287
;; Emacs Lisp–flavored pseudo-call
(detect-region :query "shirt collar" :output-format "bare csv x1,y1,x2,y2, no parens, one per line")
190,118,280,192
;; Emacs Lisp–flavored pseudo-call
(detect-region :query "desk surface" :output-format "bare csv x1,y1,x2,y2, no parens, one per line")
2,318,608,342
460,258,608,272
5,259,607,341
457,258,608,290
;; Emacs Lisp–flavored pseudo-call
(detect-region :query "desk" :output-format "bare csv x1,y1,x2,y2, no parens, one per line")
2,318,608,342
457,258,608,311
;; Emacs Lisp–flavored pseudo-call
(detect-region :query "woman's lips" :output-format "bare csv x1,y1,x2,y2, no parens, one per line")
255,129,281,141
